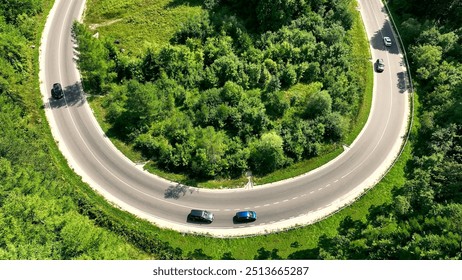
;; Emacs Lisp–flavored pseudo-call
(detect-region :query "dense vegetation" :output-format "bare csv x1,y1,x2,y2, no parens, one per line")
298,0,462,259
75,0,366,179
0,0,158,259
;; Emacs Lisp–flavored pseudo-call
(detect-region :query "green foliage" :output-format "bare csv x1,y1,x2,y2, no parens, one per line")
77,0,364,179
0,0,42,24
303,89,332,119
391,0,462,28
250,131,287,174
72,22,113,94
255,0,308,31
172,11,214,44
191,126,229,177
311,5,462,260
0,1,155,260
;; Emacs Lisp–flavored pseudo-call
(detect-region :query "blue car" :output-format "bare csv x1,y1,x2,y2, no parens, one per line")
234,211,257,223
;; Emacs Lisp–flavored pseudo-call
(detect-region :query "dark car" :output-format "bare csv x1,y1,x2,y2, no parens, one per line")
234,210,257,223
187,209,214,223
375,58,385,72
52,83,64,99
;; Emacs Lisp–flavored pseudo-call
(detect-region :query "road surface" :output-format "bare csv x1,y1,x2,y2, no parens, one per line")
39,0,410,237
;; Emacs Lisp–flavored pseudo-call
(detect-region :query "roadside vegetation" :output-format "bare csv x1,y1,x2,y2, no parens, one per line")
77,0,370,185
0,0,149,259
307,0,462,259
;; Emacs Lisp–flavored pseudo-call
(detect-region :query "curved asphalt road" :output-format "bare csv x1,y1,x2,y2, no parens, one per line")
39,0,410,237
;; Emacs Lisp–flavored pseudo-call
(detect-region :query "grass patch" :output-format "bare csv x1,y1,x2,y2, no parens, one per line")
344,0,374,145
84,0,203,56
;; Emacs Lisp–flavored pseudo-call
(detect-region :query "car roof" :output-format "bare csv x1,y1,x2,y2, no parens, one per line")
190,209,208,216
236,211,253,217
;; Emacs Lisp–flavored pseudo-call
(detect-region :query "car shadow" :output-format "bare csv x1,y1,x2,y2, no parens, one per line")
232,216,257,224
185,218,213,224
232,218,247,225
48,81,87,109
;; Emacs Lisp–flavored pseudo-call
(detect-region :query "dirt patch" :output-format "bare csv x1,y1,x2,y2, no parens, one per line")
89,19,123,30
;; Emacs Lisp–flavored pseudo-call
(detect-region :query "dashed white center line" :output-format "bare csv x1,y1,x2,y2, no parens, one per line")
283,199,289,202
273,202,280,205
292,197,298,200
264,204,271,207
310,191,315,194
334,179,339,183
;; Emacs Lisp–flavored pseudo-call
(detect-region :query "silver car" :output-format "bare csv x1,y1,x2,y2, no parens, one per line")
383,36,392,47
187,209,214,223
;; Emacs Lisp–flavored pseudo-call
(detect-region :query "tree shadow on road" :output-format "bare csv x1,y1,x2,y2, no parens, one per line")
164,183,195,199
368,7,400,55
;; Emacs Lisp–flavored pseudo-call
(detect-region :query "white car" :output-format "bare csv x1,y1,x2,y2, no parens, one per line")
383,36,392,47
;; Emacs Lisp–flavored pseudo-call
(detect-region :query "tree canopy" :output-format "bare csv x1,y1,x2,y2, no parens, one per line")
75,0,364,178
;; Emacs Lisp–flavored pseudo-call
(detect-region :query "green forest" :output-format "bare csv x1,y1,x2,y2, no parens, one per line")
0,0,461,260
303,0,462,259
74,0,364,179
